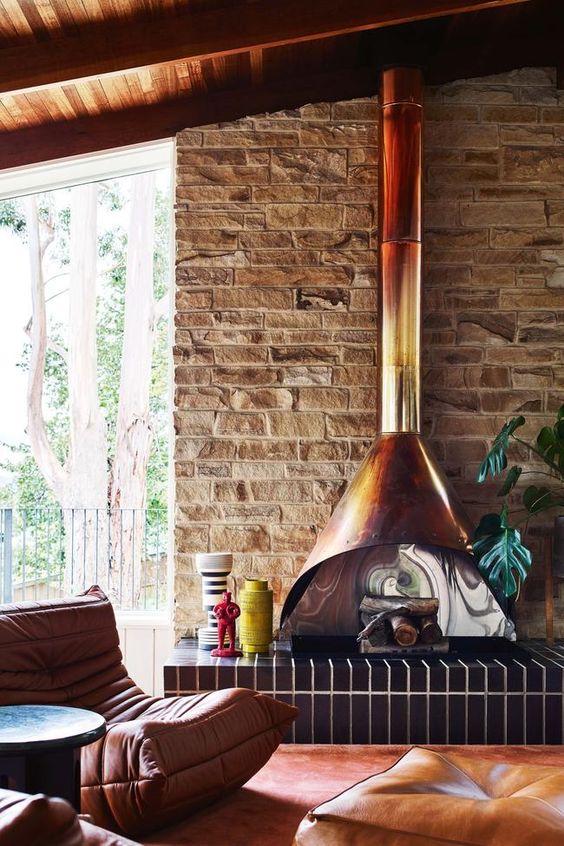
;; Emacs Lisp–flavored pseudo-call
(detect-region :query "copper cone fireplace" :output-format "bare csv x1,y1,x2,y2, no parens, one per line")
280,68,514,645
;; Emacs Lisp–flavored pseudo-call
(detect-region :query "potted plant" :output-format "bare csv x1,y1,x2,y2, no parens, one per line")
473,404,564,602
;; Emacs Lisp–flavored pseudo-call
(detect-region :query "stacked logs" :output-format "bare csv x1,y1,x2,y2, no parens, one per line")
358,595,443,649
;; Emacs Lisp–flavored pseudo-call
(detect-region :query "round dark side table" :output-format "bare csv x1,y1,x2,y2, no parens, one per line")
0,704,106,811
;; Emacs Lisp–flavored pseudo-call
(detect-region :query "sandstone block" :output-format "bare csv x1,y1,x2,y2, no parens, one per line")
299,440,349,461
296,287,350,310
490,228,564,248
320,186,373,203
271,524,318,553
210,524,270,553
173,411,215,436
268,412,325,438
327,412,376,438
231,388,294,410
265,203,342,229
213,310,264,328
299,123,376,147
177,165,269,185
297,387,348,410
503,147,564,183
248,480,312,502
177,266,233,287
426,122,499,148
331,100,377,121
214,288,292,310
239,231,292,249
176,185,251,203
212,367,279,386
221,504,282,524
265,312,322,328
512,367,553,388
482,105,538,122
173,346,214,366
177,149,248,165
175,366,212,386
280,504,331,525
333,365,377,386
457,312,516,345
237,440,298,461
176,480,211,503
481,391,543,413
176,129,203,147
214,346,268,364
271,149,346,184
250,249,320,266
461,201,546,226
178,248,250,268
279,366,332,386
500,126,554,145
203,129,299,147
252,185,318,202
349,387,378,409
271,346,339,365
285,462,343,478
215,412,266,435
176,290,213,311
175,386,229,410
441,83,517,104
230,462,285,480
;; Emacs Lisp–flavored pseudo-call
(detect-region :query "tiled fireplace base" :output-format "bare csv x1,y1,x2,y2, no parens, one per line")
164,639,564,744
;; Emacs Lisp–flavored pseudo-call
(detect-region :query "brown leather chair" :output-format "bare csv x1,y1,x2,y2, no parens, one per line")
294,746,564,845
0,786,140,845
0,587,297,838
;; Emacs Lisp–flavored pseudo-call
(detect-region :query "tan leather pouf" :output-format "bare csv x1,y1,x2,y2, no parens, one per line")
293,747,564,846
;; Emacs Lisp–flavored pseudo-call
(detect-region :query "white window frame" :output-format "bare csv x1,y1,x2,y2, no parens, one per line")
0,138,176,627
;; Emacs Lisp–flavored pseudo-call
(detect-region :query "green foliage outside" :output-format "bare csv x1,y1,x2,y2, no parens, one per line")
474,405,564,599
0,175,170,587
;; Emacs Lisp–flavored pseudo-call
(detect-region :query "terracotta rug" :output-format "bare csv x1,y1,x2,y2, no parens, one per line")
143,745,564,846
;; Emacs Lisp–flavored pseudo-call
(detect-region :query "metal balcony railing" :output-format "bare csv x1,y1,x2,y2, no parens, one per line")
0,507,168,611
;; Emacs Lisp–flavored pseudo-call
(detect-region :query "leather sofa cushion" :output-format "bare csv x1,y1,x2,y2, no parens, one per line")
0,588,297,837
293,747,564,846
0,587,153,721
0,788,140,845
0,789,81,846
82,686,297,837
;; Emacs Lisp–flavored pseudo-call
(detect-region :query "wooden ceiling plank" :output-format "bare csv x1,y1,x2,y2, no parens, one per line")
0,0,530,95
0,65,377,169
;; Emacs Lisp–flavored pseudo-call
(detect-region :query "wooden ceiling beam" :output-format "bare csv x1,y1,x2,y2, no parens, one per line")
0,66,378,171
0,0,530,96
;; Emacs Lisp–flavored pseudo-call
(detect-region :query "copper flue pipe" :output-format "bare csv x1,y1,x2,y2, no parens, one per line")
378,67,423,433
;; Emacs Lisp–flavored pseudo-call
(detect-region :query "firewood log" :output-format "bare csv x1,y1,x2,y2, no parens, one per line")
389,614,418,646
419,615,443,644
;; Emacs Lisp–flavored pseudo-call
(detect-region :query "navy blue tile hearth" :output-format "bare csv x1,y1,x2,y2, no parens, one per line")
164,639,564,744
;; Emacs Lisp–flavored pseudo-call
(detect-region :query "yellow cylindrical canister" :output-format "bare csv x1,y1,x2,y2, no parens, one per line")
239,579,273,655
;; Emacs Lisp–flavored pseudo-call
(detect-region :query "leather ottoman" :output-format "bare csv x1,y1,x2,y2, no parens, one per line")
293,747,564,845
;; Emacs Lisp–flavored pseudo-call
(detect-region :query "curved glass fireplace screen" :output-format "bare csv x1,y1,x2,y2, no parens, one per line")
281,544,515,641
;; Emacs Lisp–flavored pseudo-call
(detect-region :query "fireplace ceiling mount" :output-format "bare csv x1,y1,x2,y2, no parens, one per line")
281,68,514,643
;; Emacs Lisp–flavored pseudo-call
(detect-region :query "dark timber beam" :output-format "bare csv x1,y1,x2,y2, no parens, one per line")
0,67,378,170
0,0,530,96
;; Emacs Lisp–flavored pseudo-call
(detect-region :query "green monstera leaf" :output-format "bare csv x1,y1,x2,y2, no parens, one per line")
477,416,526,483
537,405,564,474
523,485,564,516
473,507,532,598
497,465,522,497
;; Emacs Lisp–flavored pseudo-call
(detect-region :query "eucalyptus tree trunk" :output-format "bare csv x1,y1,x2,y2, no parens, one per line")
25,186,108,594
109,172,157,606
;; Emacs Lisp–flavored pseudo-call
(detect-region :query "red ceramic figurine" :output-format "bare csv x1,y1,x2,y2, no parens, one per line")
210,591,242,657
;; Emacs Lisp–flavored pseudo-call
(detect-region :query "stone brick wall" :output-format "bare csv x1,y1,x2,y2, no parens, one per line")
174,67,564,640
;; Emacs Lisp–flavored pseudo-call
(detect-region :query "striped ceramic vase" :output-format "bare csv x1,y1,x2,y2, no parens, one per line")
195,552,233,651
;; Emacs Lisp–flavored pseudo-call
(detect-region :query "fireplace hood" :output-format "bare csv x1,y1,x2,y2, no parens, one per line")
280,68,514,641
